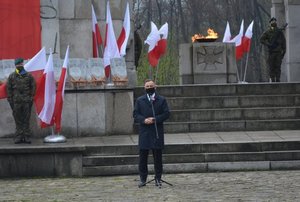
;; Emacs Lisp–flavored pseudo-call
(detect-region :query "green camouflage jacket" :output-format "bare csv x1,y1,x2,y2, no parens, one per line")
260,26,286,54
6,69,36,104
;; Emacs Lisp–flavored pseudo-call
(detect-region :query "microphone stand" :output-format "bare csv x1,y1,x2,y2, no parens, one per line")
149,95,159,139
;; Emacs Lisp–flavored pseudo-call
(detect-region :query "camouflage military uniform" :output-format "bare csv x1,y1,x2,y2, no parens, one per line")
6,66,36,143
260,24,286,82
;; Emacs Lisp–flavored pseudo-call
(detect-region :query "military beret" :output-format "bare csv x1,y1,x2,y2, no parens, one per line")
14,58,24,65
269,17,277,23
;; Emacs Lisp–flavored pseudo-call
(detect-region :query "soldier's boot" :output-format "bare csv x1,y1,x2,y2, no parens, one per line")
14,135,23,144
23,136,31,144
271,77,276,82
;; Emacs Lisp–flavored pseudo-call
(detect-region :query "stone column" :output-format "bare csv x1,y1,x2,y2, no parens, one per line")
284,0,300,82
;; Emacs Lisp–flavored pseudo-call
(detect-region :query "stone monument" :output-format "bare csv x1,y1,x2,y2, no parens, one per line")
179,42,237,84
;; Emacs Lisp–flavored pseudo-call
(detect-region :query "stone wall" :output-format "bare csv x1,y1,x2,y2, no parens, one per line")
40,0,136,86
272,0,300,82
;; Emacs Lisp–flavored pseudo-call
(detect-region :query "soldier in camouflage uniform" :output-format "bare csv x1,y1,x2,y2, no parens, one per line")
260,17,286,82
6,58,36,144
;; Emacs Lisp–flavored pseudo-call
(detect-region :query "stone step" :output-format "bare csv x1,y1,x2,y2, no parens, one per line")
84,141,300,156
168,107,300,122
163,119,300,133
83,160,300,176
83,151,300,167
134,83,300,98
167,95,300,110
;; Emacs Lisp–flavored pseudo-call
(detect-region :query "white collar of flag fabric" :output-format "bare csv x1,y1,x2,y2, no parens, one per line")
144,22,160,52
222,21,232,43
229,20,244,46
24,47,46,72
158,22,168,39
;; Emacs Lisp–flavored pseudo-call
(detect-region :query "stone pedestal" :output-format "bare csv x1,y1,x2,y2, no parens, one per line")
179,42,237,84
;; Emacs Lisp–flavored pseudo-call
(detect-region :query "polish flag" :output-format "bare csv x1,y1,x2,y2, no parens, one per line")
242,20,254,53
103,1,120,78
53,46,69,133
222,21,232,43
92,4,103,58
157,22,168,57
38,50,56,127
24,47,47,114
230,20,244,60
0,47,46,100
117,2,130,56
145,22,160,67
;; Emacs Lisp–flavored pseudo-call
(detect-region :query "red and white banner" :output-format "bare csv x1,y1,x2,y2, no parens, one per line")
242,20,254,53
157,22,168,58
145,22,160,67
230,20,244,60
24,47,47,114
117,2,130,56
38,51,56,127
92,4,103,58
103,1,120,78
0,47,46,100
222,21,232,43
53,46,69,133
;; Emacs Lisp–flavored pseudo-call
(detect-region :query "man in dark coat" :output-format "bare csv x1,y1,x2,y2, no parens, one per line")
133,79,170,188
260,17,286,82
6,58,36,144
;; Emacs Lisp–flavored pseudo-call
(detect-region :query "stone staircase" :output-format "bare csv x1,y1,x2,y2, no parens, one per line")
82,83,300,176
82,140,300,176
134,83,300,133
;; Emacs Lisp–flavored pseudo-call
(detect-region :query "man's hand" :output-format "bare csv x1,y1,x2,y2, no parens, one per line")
144,117,155,124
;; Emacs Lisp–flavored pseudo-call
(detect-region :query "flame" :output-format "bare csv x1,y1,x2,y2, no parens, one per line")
191,28,218,42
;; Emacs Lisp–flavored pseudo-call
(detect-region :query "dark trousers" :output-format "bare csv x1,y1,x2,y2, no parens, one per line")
139,149,162,182
268,52,283,82
12,102,32,138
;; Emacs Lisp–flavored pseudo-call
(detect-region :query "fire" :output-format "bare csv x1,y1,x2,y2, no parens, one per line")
191,28,218,42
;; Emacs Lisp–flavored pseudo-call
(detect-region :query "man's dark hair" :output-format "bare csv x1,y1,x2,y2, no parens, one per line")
144,79,154,84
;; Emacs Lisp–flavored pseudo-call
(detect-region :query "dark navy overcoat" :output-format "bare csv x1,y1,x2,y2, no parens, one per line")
133,93,170,150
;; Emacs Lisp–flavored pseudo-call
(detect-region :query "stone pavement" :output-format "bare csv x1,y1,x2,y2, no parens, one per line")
1,170,300,201
1,130,300,201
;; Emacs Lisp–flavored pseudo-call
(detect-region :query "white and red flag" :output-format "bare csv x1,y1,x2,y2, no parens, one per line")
242,20,254,53
117,2,130,56
157,22,168,58
145,22,160,67
230,20,244,60
24,47,47,114
92,4,103,58
53,46,69,133
38,50,56,128
103,1,120,78
222,21,232,43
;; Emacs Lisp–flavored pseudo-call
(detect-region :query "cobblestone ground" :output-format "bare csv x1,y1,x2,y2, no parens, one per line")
1,170,300,202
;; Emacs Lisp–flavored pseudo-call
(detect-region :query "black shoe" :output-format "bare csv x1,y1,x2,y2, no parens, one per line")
155,179,162,188
14,137,23,144
23,137,31,144
138,181,146,188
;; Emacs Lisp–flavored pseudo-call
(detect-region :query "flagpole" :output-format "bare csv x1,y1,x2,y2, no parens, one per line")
149,65,153,80
236,62,240,83
155,61,160,84
243,52,250,82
